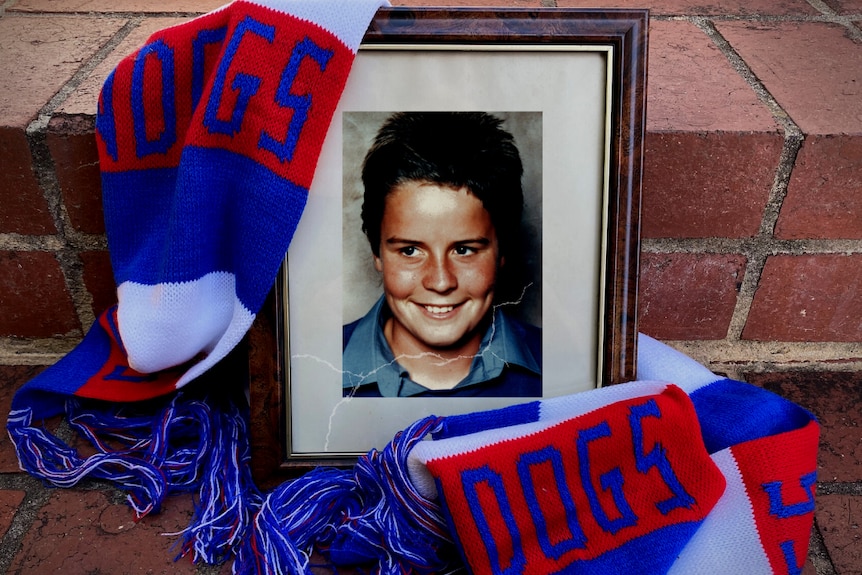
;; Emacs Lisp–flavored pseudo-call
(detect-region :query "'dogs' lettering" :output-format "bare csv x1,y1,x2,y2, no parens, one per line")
191,26,228,109
629,398,695,514
763,472,816,519
462,466,527,575
204,15,275,136
763,471,817,575
96,71,118,161
517,446,587,559
259,36,333,163
577,421,638,535
132,39,177,157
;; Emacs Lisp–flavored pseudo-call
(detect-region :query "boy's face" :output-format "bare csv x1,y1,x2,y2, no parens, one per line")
373,181,502,354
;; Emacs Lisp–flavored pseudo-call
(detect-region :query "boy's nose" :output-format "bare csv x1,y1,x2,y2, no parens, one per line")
423,256,457,293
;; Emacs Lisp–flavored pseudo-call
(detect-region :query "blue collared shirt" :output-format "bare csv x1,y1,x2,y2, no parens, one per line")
343,296,541,397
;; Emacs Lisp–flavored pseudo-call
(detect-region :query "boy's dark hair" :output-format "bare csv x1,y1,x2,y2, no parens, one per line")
360,112,524,259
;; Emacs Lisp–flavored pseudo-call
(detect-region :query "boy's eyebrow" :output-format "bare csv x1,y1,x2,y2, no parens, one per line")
455,237,491,245
383,237,420,245
384,237,491,245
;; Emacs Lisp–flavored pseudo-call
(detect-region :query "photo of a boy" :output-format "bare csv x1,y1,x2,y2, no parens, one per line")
342,112,541,398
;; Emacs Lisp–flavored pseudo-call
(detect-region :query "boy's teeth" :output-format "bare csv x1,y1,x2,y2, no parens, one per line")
425,305,454,314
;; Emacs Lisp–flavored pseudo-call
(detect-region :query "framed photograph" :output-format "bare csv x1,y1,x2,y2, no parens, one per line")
249,7,647,479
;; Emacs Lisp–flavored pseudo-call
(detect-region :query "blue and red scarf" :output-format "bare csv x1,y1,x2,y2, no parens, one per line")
6,2,817,573
405,334,818,575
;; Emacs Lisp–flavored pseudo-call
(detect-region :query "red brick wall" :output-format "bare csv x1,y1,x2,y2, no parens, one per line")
1,0,860,379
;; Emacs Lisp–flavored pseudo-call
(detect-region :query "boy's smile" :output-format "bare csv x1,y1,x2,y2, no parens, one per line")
374,181,503,361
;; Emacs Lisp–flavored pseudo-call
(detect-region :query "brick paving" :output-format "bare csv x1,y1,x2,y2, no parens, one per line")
0,0,860,573
750,372,862,574
2,0,861,367
0,366,856,574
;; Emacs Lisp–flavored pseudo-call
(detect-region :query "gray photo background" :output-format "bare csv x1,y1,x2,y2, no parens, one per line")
341,111,543,328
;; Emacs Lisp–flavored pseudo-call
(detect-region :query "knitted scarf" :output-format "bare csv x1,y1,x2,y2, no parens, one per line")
7,2,817,574
7,0,386,566
404,334,818,575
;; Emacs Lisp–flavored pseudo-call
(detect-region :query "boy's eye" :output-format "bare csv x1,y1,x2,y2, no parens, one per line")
454,245,477,256
399,246,419,257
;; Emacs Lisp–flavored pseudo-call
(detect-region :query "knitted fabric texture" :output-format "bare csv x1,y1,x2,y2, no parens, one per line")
6,0,384,568
406,334,818,575
6,4,819,573
9,0,384,410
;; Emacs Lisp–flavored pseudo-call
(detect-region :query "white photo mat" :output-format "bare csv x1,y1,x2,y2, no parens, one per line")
284,45,612,456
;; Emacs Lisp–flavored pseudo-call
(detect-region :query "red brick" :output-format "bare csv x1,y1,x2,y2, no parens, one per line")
647,20,779,133
638,252,746,340
776,135,862,240
395,0,545,5
643,132,781,238
0,251,80,337
0,127,55,234
47,117,104,234
743,255,862,342
11,0,221,12
717,21,862,137
0,490,26,539
0,365,49,473
57,18,190,117
0,15,124,129
814,494,862,575
555,0,816,16
9,490,199,574
748,371,862,483
80,250,116,317
641,20,783,239
8,0,824,15
822,0,862,14
0,14,124,234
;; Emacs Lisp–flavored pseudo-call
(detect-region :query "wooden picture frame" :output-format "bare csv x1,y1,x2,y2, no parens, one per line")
249,7,647,483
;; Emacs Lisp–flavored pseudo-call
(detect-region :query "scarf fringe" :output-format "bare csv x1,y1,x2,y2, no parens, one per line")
325,416,454,574
234,467,355,575
7,391,261,566
8,404,168,517
7,394,457,573
174,396,262,565
231,416,456,575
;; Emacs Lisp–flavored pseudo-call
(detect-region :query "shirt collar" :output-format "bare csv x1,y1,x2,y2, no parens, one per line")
343,296,540,397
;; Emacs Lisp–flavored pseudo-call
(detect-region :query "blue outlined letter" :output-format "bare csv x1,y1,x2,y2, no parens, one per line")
779,541,805,575
96,70,118,161
517,446,587,559
132,39,177,157
577,421,638,534
462,466,527,575
764,471,816,575
763,472,817,519
191,26,227,109
259,36,333,162
630,399,695,514
204,16,275,136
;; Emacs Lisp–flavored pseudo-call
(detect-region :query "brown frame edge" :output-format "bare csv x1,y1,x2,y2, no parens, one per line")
249,6,648,484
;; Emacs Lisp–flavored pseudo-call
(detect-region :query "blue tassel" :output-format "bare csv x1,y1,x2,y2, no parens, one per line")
234,466,357,575
326,416,456,574
230,416,456,575
9,393,461,574
8,405,168,517
8,390,262,568
67,395,212,493
176,396,261,565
